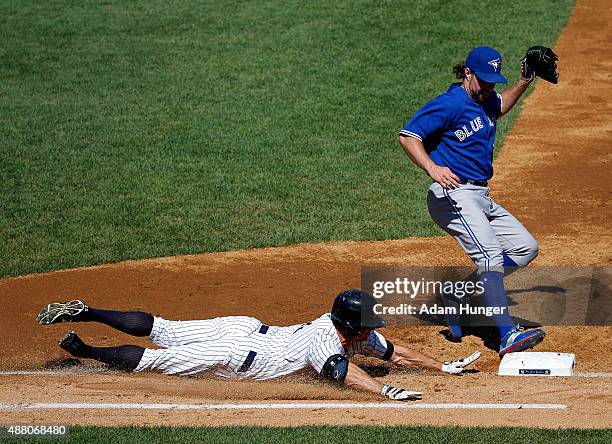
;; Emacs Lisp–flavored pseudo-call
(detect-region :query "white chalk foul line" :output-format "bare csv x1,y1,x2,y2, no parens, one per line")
0,402,566,410
2,370,611,377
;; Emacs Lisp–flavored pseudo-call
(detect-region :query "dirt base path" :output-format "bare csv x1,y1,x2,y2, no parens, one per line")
1,0,610,429
1,370,610,428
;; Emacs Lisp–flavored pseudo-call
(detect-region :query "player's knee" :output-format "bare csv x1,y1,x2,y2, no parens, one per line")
510,237,539,267
524,238,539,264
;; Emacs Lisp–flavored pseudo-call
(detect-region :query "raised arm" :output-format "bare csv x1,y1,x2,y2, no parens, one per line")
501,45,559,117
499,77,532,117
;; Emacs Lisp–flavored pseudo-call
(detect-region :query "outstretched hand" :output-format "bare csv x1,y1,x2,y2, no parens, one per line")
381,384,422,401
441,351,481,375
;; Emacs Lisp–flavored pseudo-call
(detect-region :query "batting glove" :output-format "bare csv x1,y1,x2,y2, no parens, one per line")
381,384,422,401
441,351,481,375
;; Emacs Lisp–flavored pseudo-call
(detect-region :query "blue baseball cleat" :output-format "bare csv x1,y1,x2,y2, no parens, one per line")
499,327,545,357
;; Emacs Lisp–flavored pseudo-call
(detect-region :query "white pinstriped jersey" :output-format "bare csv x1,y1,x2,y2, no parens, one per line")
134,314,391,380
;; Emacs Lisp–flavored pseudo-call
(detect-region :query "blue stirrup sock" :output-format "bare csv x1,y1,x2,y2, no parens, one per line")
459,255,518,292
479,271,515,338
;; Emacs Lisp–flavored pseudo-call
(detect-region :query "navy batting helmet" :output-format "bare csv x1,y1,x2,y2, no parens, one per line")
330,289,385,337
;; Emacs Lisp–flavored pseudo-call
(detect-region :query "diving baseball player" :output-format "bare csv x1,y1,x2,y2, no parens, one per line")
399,46,558,356
37,289,480,401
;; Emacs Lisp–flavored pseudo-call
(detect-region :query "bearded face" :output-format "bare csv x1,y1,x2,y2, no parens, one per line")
464,69,496,104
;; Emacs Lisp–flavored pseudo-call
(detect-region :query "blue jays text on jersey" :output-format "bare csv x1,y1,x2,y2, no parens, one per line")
400,83,502,182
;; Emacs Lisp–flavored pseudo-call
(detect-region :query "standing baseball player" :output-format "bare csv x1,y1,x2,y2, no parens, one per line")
398,46,559,357
37,289,480,401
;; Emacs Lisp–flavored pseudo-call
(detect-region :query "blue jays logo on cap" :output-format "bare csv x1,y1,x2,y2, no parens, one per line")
488,58,501,72
465,46,508,84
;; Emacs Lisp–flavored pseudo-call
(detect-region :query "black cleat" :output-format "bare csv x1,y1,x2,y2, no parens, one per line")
37,300,88,325
58,331,87,357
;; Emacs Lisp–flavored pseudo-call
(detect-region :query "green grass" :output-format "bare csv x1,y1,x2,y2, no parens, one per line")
6,425,611,443
0,0,575,277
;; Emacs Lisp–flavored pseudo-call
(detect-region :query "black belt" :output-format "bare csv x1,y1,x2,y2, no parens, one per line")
237,324,269,373
460,179,488,187
238,351,257,373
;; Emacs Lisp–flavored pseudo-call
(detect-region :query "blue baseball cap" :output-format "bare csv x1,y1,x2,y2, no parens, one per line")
465,46,507,84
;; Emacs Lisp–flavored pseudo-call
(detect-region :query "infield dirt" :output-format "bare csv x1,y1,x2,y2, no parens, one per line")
1,0,610,429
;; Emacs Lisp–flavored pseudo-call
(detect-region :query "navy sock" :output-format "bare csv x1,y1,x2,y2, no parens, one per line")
76,343,145,371
479,271,515,338
81,308,153,337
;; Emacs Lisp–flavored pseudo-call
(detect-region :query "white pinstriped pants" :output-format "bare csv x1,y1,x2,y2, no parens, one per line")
134,316,263,377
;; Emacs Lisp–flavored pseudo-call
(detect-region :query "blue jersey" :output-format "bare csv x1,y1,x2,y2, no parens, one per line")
400,83,502,182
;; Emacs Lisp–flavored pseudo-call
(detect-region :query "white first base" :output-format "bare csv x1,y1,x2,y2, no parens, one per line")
498,352,576,377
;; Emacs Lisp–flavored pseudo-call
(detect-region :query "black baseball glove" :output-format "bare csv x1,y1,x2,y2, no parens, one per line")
521,45,559,84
